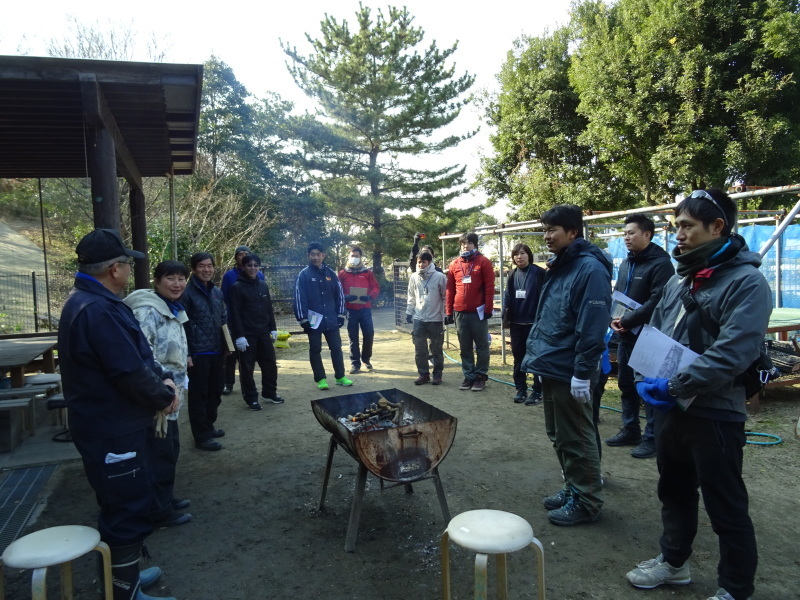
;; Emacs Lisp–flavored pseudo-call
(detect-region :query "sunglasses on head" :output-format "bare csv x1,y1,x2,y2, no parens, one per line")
688,190,728,226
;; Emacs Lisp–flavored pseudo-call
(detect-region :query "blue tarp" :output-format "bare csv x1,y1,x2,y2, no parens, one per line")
605,224,798,307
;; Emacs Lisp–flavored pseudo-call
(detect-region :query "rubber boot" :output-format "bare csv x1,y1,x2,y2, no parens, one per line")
110,543,144,600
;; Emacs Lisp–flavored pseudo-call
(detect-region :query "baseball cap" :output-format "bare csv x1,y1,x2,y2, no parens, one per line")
234,245,251,255
75,229,146,264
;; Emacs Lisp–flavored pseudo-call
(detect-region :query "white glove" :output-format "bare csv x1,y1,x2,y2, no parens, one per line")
271,330,278,341
235,337,249,352
570,376,592,404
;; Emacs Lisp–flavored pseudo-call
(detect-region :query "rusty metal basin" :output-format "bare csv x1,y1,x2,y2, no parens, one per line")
311,388,457,483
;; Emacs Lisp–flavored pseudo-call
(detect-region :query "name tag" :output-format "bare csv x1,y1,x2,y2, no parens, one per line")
462,276,472,284
516,290,527,299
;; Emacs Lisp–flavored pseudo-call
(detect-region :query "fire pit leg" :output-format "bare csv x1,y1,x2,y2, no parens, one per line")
432,467,451,523
319,435,338,510
345,463,369,552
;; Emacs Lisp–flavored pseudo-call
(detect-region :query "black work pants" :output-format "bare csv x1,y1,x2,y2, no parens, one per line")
655,408,756,600
510,323,541,393
187,352,224,443
151,419,180,521
224,351,238,386
308,327,345,382
238,333,278,402
347,308,374,368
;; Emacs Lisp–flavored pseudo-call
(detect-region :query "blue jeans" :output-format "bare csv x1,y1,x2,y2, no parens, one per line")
347,308,374,368
617,342,654,441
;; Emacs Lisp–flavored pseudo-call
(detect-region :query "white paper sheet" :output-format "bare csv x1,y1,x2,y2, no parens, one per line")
611,290,643,334
307,310,323,330
476,304,485,320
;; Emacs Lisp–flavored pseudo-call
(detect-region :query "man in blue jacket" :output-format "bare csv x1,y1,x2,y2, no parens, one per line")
294,241,353,390
59,228,178,600
625,190,770,600
522,205,611,526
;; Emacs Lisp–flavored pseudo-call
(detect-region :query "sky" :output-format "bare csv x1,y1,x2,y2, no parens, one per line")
0,0,573,219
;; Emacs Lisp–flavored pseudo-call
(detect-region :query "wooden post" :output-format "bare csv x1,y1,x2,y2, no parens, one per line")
129,184,150,290
87,126,120,231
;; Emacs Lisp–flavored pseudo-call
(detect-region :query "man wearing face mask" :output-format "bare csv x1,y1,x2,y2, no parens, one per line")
445,232,495,392
339,246,380,374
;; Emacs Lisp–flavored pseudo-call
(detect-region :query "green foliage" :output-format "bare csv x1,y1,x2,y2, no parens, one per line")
482,0,800,216
282,5,477,277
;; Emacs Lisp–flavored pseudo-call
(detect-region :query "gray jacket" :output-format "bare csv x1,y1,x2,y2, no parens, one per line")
652,245,771,416
406,264,446,322
522,238,612,382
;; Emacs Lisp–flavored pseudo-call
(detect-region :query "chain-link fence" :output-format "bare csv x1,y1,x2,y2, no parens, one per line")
0,272,73,334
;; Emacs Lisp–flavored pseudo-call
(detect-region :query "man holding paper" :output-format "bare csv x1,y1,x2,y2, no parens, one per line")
294,241,353,390
339,246,380,374
445,232,495,392
522,204,611,526
607,215,674,458
625,189,771,600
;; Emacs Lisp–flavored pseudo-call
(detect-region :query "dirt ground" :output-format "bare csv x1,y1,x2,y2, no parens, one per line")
6,309,800,600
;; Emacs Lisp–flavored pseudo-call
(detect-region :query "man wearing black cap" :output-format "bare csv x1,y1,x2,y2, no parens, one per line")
220,245,263,394
59,228,178,600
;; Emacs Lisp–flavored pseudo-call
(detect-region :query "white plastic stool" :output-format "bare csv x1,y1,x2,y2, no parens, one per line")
0,525,112,600
441,509,545,600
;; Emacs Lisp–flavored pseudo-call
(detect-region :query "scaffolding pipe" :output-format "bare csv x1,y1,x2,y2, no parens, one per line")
498,232,506,365
758,195,800,258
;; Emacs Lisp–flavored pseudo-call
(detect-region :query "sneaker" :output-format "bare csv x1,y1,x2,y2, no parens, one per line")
262,394,284,404
542,488,570,510
548,494,600,526
471,376,486,392
335,376,353,386
625,553,691,589
247,401,262,411
364,362,373,371
706,588,751,600
171,498,191,510
459,378,474,390
154,511,192,528
211,428,225,438
195,439,223,451
605,428,642,447
222,384,233,395
525,389,543,405
317,379,329,390
431,375,443,385
414,374,431,385
631,439,656,459
513,390,527,403
349,366,361,374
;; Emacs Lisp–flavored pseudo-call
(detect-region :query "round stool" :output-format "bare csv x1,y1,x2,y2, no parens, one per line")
441,509,545,600
0,525,113,600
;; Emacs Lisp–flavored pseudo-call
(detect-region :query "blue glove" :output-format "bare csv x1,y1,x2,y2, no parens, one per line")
636,377,675,411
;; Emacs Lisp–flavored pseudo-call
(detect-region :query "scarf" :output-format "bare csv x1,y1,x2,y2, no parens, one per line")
156,292,185,317
673,235,742,278
419,261,435,279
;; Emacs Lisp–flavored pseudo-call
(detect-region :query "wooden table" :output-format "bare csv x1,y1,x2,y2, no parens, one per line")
767,307,800,341
0,335,58,387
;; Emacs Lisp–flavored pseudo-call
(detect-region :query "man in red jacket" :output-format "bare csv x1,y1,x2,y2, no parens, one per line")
446,232,496,391
339,246,381,374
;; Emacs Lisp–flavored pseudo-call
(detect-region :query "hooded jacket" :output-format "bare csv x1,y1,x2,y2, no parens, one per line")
58,274,174,439
339,265,380,310
228,273,277,339
651,236,771,417
445,252,495,314
615,242,675,347
406,261,447,322
522,238,612,382
124,289,189,420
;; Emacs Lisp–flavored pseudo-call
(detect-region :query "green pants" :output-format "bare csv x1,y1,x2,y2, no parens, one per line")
542,377,604,514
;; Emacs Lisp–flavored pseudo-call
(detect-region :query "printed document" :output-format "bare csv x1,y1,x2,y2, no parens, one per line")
308,310,323,330
611,290,643,334
476,304,486,320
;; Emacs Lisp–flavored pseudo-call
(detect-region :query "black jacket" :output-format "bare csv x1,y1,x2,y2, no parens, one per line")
502,264,545,325
615,242,674,347
182,275,227,355
228,274,277,338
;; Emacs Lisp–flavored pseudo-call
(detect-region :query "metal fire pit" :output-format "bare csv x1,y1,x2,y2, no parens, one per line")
311,388,457,552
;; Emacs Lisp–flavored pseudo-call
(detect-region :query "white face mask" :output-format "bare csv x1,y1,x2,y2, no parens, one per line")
348,256,361,267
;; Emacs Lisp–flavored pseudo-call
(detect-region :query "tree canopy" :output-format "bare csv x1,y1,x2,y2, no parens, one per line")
282,4,477,276
482,0,800,215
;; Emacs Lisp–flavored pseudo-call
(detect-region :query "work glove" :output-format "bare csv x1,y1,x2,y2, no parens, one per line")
636,377,676,411
299,320,311,332
570,376,592,404
338,316,345,328
406,313,413,324
270,330,278,341
235,337,249,352
359,296,370,302
345,295,358,302
155,412,168,438
444,314,454,325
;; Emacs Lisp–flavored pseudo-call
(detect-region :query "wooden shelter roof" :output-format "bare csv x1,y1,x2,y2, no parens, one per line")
0,55,203,179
